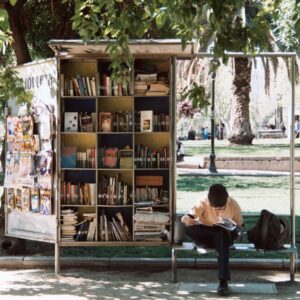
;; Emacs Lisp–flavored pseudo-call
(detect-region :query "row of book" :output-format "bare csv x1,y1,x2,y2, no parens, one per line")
98,174,132,206
6,187,51,215
135,111,170,132
135,187,169,206
135,145,169,169
61,147,96,169
60,182,97,205
99,111,133,132
100,74,131,96
64,112,96,132
61,75,96,97
63,111,169,133
99,211,132,241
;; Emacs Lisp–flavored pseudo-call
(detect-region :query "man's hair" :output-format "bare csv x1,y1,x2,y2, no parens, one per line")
208,184,228,207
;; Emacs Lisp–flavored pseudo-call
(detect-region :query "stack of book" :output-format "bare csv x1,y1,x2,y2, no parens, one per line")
61,209,78,240
145,82,170,96
134,73,169,96
134,210,169,241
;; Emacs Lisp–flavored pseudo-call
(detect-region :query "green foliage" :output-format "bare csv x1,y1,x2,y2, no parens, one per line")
67,0,292,108
0,9,11,54
180,83,210,112
0,67,33,121
22,1,77,60
272,0,300,52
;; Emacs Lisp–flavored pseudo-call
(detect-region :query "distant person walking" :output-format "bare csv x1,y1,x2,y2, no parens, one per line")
280,122,286,137
295,120,300,138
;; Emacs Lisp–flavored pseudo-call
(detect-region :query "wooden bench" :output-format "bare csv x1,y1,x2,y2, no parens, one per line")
172,242,297,283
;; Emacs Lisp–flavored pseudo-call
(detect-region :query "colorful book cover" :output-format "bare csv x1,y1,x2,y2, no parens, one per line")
140,110,153,132
22,115,34,140
61,146,77,168
6,188,15,209
64,112,78,132
80,112,94,132
15,188,22,210
21,187,30,212
15,117,23,140
103,147,118,168
40,189,51,215
30,189,40,213
6,116,16,141
99,112,112,132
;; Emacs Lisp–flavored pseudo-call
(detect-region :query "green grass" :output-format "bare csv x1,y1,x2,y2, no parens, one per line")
183,139,300,157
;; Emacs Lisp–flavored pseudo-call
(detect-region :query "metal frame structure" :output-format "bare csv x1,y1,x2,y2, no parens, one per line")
4,40,296,278
174,51,297,281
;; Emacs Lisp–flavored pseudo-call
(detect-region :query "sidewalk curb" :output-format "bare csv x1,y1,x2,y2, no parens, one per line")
0,257,297,271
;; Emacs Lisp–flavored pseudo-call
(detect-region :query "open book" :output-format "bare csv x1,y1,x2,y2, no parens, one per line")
215,217,237,231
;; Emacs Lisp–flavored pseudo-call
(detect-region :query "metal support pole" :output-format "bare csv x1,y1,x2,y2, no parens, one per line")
290,55,296,281
209,71,217,173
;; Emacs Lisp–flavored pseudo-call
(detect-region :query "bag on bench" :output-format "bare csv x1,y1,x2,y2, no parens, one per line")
247,209,290,250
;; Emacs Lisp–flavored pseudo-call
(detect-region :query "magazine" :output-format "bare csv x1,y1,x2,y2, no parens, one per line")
215,217,237,231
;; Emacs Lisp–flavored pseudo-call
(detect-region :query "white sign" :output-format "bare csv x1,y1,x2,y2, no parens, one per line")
9,58,57,117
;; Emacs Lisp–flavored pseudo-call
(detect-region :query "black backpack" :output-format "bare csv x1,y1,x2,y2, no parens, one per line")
247,209,290,250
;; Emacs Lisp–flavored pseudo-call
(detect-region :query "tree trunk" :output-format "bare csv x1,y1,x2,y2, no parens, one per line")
5,0,31,65
228,57,254,145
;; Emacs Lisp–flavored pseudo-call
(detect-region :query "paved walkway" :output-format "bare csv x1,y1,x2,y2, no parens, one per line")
0,267,298,299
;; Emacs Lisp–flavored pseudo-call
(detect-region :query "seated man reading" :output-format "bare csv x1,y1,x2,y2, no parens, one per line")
181,183,243,296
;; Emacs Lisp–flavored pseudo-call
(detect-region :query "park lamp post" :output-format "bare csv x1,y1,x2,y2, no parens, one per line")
209,69,217,173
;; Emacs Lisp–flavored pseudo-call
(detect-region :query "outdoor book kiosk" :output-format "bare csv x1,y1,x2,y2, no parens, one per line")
3,40,297,278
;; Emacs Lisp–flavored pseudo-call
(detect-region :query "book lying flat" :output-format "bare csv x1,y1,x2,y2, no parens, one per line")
215,217,237,231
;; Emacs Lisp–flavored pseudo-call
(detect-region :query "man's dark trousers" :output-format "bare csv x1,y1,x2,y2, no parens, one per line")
184,224,233,280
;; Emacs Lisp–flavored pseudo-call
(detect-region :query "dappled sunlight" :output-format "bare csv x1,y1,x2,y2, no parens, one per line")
0,269,298,299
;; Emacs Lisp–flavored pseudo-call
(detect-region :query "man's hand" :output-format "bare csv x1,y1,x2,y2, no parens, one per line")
181,214,197,226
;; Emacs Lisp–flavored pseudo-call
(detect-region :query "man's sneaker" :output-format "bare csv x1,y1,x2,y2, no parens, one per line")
217,279,229,296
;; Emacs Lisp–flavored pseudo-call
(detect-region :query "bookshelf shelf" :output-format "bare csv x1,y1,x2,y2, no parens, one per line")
62,96,97,99
61,168,96,170
98,205,133,208
61,132,97,135
97,132,133,135
61,205,97,207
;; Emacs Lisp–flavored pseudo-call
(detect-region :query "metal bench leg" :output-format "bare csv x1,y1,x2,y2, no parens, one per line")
172,248,177,283
290,251,297,282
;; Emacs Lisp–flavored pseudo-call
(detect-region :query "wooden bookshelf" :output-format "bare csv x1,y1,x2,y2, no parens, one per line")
58,55,173,246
